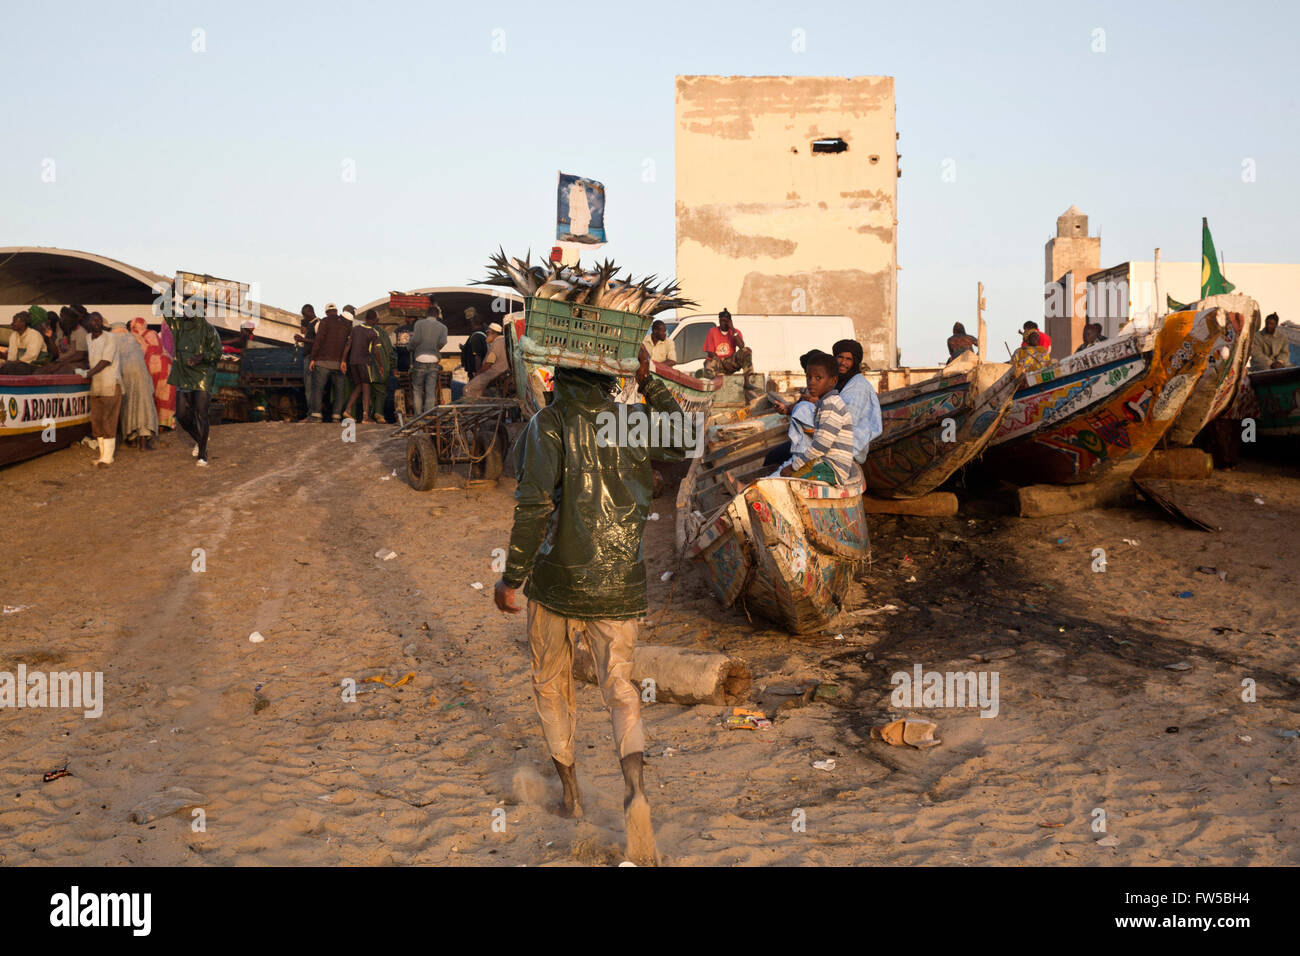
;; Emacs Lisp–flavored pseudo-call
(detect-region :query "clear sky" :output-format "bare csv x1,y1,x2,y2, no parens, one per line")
3,0,1296,362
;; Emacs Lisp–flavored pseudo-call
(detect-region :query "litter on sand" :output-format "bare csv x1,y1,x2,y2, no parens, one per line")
813,759,836,772
1122,538,1140,547
248,631,266,644
660,571,674,582
871,717,941,749
725,707,772,731
375,548,397,561
470,582,484,590
364,673,416,688
2,605,32,615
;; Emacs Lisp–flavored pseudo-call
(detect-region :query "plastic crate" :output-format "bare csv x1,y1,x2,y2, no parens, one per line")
388,293,432,316
524,297,649,365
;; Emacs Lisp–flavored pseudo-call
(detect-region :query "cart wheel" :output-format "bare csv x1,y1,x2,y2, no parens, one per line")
407,435,438,491
470,427,505,481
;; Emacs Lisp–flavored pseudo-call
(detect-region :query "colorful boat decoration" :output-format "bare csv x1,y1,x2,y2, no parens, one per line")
676,400,871,634
863,362,1022,499
982,307,1225,484
1167,294,1259,445
0,373,92,468
1234,366,1300,437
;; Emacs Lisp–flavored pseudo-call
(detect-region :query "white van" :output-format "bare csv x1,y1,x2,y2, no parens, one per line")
665,313,857,379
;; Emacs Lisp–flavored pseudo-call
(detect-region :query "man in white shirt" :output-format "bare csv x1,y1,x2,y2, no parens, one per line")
642,320,677,366
2,312,49,373
84,312,123,466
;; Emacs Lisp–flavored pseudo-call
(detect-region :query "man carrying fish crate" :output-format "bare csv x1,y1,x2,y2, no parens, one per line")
494,346,686,866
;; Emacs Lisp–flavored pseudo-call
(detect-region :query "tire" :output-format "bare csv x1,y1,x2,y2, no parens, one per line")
470,427,505,481
407,435,438,491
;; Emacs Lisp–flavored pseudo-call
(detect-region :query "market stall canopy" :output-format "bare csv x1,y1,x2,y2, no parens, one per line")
0,246,299,344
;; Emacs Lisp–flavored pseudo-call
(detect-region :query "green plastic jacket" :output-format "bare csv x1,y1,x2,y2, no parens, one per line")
503,368,687,619
164,315,223,392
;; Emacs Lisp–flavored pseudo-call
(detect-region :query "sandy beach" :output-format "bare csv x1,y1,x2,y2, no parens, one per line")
1,422,1297,866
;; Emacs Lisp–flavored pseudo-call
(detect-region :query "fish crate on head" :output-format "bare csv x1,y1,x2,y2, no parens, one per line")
520,296,650,376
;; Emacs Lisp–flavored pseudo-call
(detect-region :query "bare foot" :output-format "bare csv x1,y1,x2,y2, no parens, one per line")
552,758,583,819
624,795,658,865
621,752,659,866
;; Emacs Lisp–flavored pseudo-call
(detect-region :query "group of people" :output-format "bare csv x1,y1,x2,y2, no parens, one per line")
296,303,396,424
2,303,222,467
294,300,513,423
763,339,883,486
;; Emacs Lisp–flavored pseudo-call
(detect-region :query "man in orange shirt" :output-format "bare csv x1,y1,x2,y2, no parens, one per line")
703,309,752,376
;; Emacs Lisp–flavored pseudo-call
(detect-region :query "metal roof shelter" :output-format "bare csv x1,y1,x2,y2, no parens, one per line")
0,246,299,343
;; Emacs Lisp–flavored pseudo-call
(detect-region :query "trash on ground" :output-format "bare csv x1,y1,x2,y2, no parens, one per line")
470,582,484,590
1122,538,1140,547
1174,591,1194,599
1196,566,1217,575
129,787,208,824
725,707,772,731
42,765,72,783
248,631,266,644
648,513,659,521
375,548,397,561
365,673,415,688
851,604,899,617
871,717,941,749
812,758,836,772
660,571,674,582
1096,835,1120,847
3,605,32,615
1165,661,1192,671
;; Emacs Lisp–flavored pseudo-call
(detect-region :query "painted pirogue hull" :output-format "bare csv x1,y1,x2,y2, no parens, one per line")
684,475,870,634
863,363,1021,498
983,308,1224,485
0,374,92,468
1167,295,1259,445
1238,366,1300,436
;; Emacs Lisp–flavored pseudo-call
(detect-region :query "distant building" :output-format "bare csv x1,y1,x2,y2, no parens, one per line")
675,75,899,367
1043,205,1100,358
1085,260,1300,339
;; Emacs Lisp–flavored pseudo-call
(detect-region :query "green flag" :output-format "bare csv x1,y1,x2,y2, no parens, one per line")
1201,217,1235,297
1167,294,1190,312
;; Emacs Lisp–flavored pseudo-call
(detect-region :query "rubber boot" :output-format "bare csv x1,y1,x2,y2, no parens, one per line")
551,758,583,819
101,437,116,465
620,752,658,866
93,438,106,466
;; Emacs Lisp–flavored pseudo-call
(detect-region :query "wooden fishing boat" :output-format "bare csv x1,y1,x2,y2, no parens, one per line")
1167,294,1258,445
676,399,870,634
0,373,92,468
982,307,1225,484
862,361,1021,498
1237,366,1300,436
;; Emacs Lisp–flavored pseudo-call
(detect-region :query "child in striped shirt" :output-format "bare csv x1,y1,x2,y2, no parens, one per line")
780,351,856,484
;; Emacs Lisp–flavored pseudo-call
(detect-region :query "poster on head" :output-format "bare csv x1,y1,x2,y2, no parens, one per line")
556,172,606,245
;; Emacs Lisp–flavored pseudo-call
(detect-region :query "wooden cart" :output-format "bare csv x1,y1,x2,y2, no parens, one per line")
394,397,517,490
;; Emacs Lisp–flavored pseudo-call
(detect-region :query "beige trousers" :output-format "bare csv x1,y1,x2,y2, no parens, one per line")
527,601,645,765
